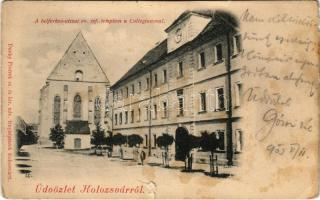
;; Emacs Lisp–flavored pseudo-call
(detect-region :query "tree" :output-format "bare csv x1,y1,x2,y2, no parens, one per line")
49,124,65,149
16,130,25,150
186,134,201,171
127,134,143,147
200,131,219,175
128,134,143,161
105,136,113,146
91,123,106,156
104,130,113,157
156,133,174,167
91,123,106,147
16,125,39,150
104,136,113,157
105,131,113,146
175,131,201,172
112,133,127,146
112,133,126,159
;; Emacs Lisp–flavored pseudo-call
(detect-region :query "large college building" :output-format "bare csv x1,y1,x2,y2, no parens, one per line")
38,10,243,165
111,10,243,165
38,32,112,149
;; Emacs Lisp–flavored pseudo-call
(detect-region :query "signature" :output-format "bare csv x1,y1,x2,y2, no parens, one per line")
255,108,312,141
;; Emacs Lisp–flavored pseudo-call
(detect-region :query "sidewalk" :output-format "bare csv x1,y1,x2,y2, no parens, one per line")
145,155,237,177
58,147,238,177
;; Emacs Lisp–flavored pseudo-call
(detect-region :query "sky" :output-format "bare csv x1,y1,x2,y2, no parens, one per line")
6,1,245,123
7,2,195,123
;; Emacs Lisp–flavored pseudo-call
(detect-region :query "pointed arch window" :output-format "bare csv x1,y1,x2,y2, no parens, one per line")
73,94,82,119
53,95,61,125
94,96,101,125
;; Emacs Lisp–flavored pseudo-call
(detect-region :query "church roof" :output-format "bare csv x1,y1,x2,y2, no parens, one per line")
47,32,110,84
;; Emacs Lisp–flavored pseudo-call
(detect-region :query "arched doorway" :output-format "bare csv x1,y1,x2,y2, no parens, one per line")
175,126,189,161
74,138,81,149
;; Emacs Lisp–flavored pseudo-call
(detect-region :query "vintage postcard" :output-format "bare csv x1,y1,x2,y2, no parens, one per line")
1,1,319,199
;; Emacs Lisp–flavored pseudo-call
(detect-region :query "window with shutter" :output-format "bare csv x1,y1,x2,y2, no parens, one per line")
215,87,225,111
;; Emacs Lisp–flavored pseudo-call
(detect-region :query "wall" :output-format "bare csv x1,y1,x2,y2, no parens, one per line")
111,25,243,164
39,79,109,144
64,134,91,150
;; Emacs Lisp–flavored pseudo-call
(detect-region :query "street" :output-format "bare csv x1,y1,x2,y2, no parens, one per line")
14,144,238,198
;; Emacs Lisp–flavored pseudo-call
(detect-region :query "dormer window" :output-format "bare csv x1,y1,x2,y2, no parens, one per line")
215,44,223,63
75,70,83,81
166,12,211,53
175,28,182,43
233,35,242,55
198,52,206,69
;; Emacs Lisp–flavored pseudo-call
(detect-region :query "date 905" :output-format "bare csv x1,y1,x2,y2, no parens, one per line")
266,143,307,160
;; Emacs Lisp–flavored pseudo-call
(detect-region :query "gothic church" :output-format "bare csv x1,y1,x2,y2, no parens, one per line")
38,32,111,149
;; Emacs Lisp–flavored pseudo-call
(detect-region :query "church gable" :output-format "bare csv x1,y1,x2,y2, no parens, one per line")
47,32,109,84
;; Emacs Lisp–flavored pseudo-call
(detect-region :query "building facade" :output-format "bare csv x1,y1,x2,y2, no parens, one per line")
38,32,111,149
37,10,243,164
110,10,243,165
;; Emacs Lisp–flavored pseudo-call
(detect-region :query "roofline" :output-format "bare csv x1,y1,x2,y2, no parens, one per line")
46,31,110,84
110,39,167,89
46,78,109,84
164,11,212,33
84,34,110,84
111,10,239,89
47,31,82,80
111,24,232,90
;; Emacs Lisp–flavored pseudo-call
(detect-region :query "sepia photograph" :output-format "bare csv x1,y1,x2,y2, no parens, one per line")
2,1,319,199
